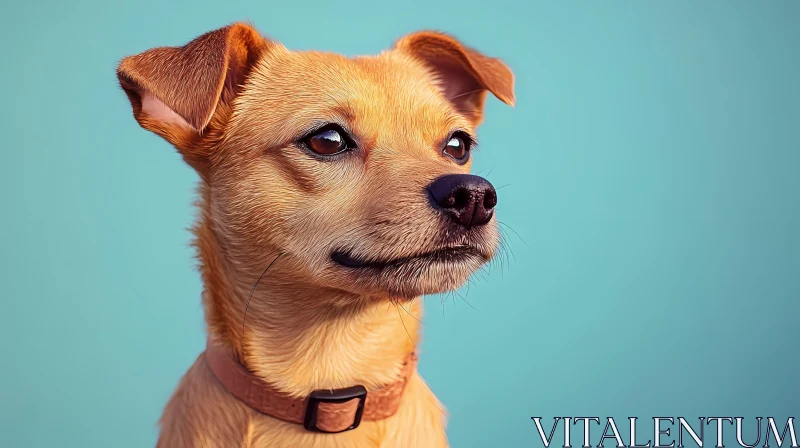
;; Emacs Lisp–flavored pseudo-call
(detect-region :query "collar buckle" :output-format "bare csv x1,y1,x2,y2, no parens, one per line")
303,385,368,433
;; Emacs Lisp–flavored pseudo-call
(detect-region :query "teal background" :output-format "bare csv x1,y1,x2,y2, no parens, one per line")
1,1,797,447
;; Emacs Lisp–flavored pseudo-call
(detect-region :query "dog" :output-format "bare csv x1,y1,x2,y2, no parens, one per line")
117,22,514,448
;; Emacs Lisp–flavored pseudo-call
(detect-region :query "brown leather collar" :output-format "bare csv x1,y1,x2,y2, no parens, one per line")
205,338,418,433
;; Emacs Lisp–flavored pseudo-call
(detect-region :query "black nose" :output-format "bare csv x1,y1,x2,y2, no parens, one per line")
426,174,497,229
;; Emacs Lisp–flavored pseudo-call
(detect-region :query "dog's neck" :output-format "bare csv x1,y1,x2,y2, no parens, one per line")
193,189,421,397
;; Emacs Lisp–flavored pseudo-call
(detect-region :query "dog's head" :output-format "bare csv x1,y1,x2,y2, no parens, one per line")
117,23,514,300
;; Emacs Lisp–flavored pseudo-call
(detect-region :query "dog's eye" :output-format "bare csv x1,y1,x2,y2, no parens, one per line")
303,126,352,156
443,132,472,163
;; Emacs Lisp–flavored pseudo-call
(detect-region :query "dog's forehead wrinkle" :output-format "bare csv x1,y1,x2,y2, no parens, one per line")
236,48,463,140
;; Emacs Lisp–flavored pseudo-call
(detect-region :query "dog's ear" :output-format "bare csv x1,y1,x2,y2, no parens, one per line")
394,31,515,125
117,23,269,163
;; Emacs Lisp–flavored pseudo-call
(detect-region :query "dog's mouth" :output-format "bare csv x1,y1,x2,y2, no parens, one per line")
331,245,486,270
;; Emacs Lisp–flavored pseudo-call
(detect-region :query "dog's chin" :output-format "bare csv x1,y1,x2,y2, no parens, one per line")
328,245,491,299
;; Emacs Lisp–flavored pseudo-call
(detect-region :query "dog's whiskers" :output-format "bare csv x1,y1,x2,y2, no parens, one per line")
396,300,425,326
241,252,284,338
447,88,486,101
494,230,513,275
392,298,418,347
474,164,496,177
498,220,528,248
455,286,479,312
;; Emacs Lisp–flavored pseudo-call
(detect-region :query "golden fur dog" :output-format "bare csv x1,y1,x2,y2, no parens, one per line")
117,22,514,448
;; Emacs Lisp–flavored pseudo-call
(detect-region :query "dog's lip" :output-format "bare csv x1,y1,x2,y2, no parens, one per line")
331,245,486,269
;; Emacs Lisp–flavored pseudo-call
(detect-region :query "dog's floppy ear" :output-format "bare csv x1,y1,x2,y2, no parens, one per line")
117,23,269,156
394,31,515,125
